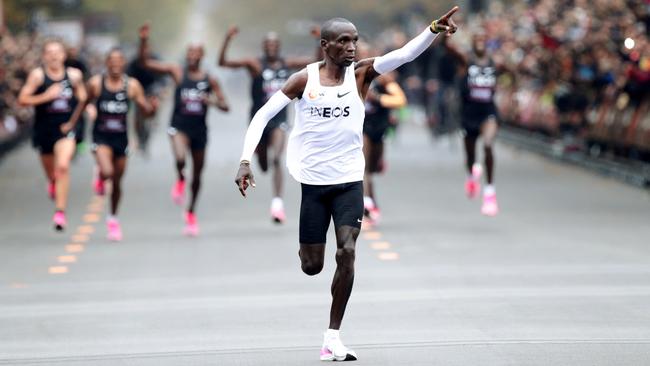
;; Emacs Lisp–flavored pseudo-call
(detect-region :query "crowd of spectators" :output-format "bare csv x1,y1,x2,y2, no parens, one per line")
2,2,649,159
382,0,650,158
478,0,650,139
0,27,39,145
0,26,106,151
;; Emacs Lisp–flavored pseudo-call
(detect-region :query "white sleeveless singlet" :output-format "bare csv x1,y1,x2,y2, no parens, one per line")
286,62,365,185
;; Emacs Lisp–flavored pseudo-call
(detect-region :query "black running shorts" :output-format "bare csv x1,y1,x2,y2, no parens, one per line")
32,130,76,155
299,181,364,244
461,102,498,138
168,126,207,151
363,119,389,144
92,132,128,157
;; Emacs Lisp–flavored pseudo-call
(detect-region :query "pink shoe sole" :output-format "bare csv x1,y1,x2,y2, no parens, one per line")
271,210,286,224
53,213,66,232
94,179,105,196
481,205,499,216
481,195,499,217
183,226,199,237
465,180,480,199
319,347,358,361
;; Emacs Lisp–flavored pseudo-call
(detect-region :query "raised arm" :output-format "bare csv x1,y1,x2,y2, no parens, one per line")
129,77,157,116
207,75,230,112
218,26,261,76
442,35,468,68
138,23,183,84
354,6,459,96
234,69,307,197
285,26,322,69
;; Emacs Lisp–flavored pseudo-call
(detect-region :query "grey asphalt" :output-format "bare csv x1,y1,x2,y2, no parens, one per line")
1,86,650,365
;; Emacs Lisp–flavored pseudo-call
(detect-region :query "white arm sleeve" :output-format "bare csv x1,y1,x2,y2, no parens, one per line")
373,28,438,75
240,91,292,162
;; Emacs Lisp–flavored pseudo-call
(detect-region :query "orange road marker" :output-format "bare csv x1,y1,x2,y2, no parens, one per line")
88,205,104,213
77,225,95,235
370,241,391,250
65,244,84,253
57,255,77,264
48,266,68,274
83,213,100,223
86,202,103,210
363,232,382,240
378,252,399,261
71,234,90,243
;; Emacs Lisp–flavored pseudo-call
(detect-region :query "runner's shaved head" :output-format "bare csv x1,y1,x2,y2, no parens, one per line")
320,18,355,41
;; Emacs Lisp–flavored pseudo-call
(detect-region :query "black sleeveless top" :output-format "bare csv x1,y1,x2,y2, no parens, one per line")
251,58,289,122
34,69,77,133
364,81,391,130
171,71,211,132
461,57,497,118
94,76,130,135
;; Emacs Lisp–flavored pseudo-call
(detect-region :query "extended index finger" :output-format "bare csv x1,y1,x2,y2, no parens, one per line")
236,177,247,197
441,6,460,20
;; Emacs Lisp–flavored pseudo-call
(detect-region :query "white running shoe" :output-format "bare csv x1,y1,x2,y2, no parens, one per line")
320,333,357,361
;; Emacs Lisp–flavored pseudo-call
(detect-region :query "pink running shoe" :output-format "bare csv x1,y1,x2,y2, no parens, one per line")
465,178,480,199
271,207,286,224
481,192,499,217
363,197,381,224
53,211,66,232
94,177,105,196
171,180,186,206
47,181,56,201
107,218,123,241
184,211,199,237
465,163,483,199
367,206,381,223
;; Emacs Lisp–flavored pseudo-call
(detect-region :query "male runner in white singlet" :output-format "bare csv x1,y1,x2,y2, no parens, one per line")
235,8,459,361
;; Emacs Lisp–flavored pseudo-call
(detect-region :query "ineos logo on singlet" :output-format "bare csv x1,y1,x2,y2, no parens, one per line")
468,65,496,87
467,64,496,103
181,88,207,101
100,100,129,114
309,106,351,118
181,85,208,114
262,69,275,80
262,68,288,99
49,80,74,112
97,82,129,132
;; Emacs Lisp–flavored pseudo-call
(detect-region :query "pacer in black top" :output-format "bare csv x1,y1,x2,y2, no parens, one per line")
18,39,87,232
138,23,229,236
219,25,320,224
355,40,407,225
444,33,503,216
86,48,156,241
